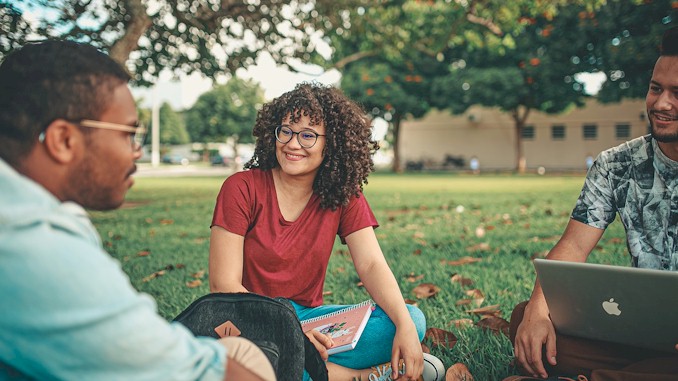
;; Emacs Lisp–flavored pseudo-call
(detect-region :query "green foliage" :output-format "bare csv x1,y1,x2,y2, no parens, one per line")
184,77,264,144
0,2,31,57
3,0,345,85
580,0,676,102
158,103,190,145
93,173,629,380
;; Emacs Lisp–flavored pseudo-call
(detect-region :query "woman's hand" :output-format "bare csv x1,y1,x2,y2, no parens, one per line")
391,325,423,381
304,329,334,361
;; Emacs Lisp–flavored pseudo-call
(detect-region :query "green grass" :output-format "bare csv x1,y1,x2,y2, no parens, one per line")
91,173,629,380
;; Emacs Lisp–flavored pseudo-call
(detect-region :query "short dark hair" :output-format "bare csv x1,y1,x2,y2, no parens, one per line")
0,40,131,166
661,27,678,56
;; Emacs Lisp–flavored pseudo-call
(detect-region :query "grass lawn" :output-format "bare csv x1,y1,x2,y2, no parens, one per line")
91,172,629,380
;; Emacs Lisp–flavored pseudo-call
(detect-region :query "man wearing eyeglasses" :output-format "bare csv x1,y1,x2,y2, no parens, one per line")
0,41,274,381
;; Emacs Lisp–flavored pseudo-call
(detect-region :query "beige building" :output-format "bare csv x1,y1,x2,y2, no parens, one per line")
398,99,649,171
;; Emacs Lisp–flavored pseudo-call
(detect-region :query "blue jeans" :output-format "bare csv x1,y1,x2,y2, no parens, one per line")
290,300,427,380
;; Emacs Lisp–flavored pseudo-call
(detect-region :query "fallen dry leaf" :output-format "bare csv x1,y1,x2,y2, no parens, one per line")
412,283,441,299
474,226,485,238
176,263,186,269
406,273,425,282
159,219,174,225
136,250,151,257
424,327,458,349
465,289,485,306
404,298,418,306
475,316,510,337
445,256,482,266
142,270,166,282
445,363,474,381
455,299,472,306
322,291,333,296
421,343,430,354
450,273,474,287
467,304,501,317
465,243,490,252
186,279,202,288
412,249,422,256
449,319,474,328
413,231,425,239
191,270,205,279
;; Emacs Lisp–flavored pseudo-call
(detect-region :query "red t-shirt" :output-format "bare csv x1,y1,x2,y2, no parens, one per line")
211,169,379,307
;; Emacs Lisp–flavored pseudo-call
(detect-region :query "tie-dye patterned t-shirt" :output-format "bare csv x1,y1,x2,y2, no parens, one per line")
572,135,678,270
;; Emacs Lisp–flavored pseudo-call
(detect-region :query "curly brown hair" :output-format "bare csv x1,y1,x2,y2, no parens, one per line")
246,82,379,210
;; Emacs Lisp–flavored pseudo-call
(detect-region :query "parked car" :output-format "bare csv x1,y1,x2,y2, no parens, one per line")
162,154,190,166
210,154,232,167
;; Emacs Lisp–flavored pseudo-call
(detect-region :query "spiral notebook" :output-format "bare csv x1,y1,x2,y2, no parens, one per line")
300,300,374,354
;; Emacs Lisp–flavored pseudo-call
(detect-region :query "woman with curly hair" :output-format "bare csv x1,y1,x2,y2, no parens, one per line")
209,83,434,381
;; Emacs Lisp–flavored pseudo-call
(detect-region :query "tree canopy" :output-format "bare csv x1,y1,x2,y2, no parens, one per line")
322,0,608,171
2,0,349,85
325,0,674,172
185,77,263,144
158,102,190,145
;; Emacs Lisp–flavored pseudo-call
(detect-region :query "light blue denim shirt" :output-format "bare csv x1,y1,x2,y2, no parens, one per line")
0,159,226,380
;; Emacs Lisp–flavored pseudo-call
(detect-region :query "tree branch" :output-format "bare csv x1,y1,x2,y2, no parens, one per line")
333,50,379,70
109,0,151,67
466,13,503,36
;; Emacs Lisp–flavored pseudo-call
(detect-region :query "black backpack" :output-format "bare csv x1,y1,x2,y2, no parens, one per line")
173,292,328,381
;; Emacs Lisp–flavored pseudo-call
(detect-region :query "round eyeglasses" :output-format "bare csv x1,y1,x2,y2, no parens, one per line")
274,125,326,148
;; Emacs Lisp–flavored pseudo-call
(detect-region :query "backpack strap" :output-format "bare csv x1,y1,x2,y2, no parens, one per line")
273,297,328,381
303,334,329,381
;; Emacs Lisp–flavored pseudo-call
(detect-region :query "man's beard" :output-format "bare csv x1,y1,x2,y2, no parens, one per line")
650,110,678,143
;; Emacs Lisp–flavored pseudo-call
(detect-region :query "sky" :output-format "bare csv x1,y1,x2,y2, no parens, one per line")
131,52,342,110
131,57,606,112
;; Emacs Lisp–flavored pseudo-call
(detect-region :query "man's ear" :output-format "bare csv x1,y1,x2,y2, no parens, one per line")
41,119,84,164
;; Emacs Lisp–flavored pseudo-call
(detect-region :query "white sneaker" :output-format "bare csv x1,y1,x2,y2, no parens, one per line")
422,353,445,381
365,354,445,381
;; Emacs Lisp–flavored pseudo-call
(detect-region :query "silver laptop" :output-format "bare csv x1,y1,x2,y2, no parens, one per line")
534,258,678,352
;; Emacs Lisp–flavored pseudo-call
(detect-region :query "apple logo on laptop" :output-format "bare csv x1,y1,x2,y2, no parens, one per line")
602,298,622,316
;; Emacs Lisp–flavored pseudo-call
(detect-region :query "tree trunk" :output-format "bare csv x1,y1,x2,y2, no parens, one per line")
511,106,531,174
109,0,152,67
231,135,240,172
391,114,403,173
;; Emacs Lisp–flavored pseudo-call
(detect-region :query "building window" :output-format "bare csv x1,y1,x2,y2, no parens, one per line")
616,123,631,139
522,125,535,140
551,125,566,140
583,124,597,140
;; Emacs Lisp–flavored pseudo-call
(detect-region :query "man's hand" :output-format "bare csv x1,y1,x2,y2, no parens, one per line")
304,329,334,361
514,306,557,379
